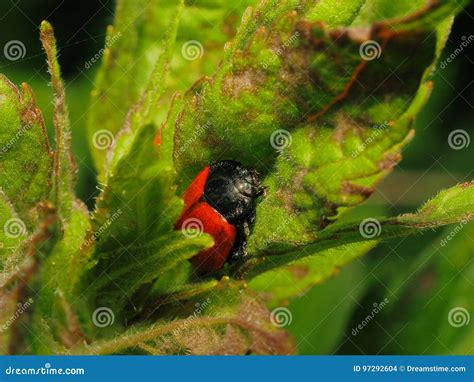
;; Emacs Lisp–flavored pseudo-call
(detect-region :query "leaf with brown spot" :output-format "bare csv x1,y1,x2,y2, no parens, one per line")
158,2,472,306
0,76,52,231
166,1,468,274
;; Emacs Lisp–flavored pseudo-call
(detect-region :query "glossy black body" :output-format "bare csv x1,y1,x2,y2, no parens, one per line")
203,160,264,263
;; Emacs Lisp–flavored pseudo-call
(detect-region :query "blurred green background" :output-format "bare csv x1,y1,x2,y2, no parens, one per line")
0,0,472,355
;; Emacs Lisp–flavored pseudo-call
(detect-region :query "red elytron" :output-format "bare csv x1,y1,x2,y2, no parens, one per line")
175,160,264,273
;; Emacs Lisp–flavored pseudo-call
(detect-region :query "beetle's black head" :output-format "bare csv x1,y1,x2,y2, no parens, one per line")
203,160,264,225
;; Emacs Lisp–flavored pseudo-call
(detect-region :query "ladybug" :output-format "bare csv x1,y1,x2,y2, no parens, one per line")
175,160,265,273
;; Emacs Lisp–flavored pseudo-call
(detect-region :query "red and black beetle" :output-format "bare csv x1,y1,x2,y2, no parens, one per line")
175,160,265,273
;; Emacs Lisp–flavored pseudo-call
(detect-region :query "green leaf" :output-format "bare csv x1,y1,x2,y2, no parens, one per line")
0,27,70,354
0,191,28,269
87,0,190,177
169,0,466,263
2,203,58,355
249,241,377,307
84,0,219,316
288,259,371,354
244,182,474,277
3,0,471,356
0,287,19,354
107,0,184,173
73,287,294,355
0,76,52,230
30,200,91,354
166,0,256,93
86,0,153,176
172,0,456,179
370,221,474,354
248,204,387,308
248,11,459,255
11,22,92,355
40,21,76,222
84,124,213,316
